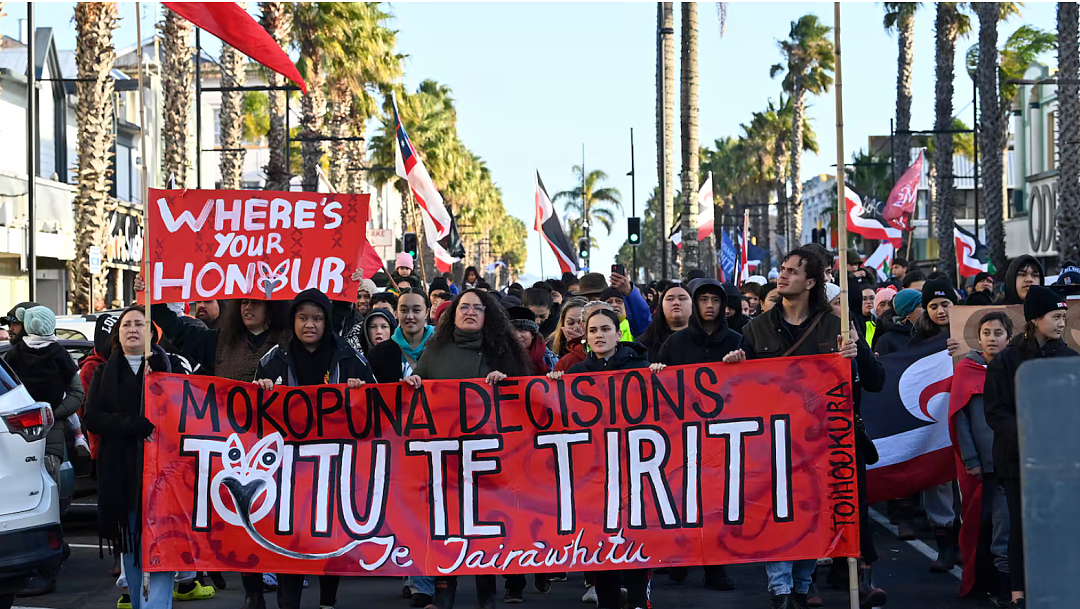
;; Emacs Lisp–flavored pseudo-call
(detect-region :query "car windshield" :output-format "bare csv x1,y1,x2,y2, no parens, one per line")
56,328,88,340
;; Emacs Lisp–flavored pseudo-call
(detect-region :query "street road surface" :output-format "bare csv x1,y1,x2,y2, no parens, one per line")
17,507,986,609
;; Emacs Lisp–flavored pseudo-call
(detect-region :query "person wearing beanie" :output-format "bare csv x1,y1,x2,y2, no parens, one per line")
356,278,378,316
873,286,897,319
825,282,842,315
507,306,558,374
873,288,922,356
392,252,422,292
964,271,996,305
985,287,1074,607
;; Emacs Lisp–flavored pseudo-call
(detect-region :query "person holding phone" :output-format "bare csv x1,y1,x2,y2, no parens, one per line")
608,265,652,338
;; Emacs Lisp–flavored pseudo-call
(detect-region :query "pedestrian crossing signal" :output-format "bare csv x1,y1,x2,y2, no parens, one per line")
403,233,418,258
628,217,641,246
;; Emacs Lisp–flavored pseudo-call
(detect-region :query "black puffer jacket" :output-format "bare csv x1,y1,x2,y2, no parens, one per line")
873,318,915,356
984,335,1078,480
567,342,650,373
657,279,743,365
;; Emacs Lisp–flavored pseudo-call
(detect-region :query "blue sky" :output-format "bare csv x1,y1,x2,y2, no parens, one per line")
11,2,1058,279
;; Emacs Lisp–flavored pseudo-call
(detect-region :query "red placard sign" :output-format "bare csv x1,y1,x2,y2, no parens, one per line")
147,188,370,303
142,355,859,575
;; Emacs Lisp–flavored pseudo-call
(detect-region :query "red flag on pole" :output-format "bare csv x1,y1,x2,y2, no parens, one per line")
882,149,923,231
163,2,306,94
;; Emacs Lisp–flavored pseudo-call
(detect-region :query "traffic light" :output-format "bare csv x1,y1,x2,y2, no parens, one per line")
578,237,590,260
628,217,642,246
402,232,418,258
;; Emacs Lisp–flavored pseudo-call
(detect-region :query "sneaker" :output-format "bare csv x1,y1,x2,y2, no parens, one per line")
117,595,132,609
402,584,414,599
771,593,793,609
504,588,523,604
1007,600,1025,609
581,585,597,604
549,573,568,582
262,573,278,592
209,572,227,590
320,605,335,609
534,574,552,594
410,593,433,608
174,581,216,601
804,582,823,606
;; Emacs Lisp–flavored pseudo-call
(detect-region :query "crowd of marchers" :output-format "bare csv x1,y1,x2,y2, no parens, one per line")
3,245,1077,609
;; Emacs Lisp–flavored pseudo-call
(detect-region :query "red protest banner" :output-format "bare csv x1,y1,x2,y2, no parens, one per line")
141,355,859,575
146,189,370,303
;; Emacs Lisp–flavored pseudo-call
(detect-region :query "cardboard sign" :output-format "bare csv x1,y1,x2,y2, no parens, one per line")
949,302,1080,363
147,189,370,303
141,355,860,575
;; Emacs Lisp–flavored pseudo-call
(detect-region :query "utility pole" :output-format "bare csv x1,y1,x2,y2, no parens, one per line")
582,143,588,271
658,4,670,279
629,127,637,278
26,1,36,301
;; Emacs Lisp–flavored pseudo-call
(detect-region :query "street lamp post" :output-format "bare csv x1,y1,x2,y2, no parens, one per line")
26,1,36,301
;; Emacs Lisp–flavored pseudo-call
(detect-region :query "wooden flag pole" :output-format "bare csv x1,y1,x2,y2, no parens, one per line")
831,5,859,609
137,3,151,358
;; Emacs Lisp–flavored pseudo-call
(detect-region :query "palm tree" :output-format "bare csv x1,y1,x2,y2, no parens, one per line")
289,3,333,192
260,1,291,191
770,14,835,245
71,2,118,313
218,41,246,189
657,2,676,278
884,3,920,187
159,6,193,185
932,3,970,281
1059,3,1080,265
554,166,623,245
679,2,701,273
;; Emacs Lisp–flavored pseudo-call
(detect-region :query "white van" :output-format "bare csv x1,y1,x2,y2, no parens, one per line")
0,357,62,608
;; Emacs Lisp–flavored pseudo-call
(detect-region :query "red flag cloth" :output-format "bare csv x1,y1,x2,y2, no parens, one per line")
947,356,987,598
359,239,385,280
882,150,923,231
163,2,306,94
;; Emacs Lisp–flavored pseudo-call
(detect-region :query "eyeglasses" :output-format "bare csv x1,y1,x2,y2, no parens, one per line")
459,304,486,313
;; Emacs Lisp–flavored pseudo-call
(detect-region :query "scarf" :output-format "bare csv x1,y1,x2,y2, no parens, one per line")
23,333,59,349
392,325,434,364
290,336,334,386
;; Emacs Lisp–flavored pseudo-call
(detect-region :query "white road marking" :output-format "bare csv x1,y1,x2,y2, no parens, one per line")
869,507,963,580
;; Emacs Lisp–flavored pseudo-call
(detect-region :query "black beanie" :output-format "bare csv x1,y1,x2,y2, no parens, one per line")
921,276,957,308
1023,285,1068,321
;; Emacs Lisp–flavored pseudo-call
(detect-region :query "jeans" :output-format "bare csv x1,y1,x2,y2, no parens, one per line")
764,559,816,595
120,510,174,609
983,474,1011,573
923,481,957,528
411,576,435,596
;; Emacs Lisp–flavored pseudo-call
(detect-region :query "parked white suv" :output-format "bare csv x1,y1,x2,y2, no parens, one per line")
0,358,63,609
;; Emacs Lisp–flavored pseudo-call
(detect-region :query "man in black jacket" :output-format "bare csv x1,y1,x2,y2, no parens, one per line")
728,247,885,609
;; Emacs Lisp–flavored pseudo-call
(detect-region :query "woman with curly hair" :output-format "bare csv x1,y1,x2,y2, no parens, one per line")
404,288,529,606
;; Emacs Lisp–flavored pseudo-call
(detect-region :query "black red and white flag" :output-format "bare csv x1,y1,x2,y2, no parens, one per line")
954,224,990,277
535,170,579,274
671,173,715,248
847,186,903,248
863,335,956,504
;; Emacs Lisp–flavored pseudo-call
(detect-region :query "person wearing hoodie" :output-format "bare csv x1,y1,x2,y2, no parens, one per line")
649,279,740,591
2,305,84,595
948,311,1014,602
84,305,195,609
963,272,996,306
403,289,530,609
872,288,922,356
609,269,653,336
508,306,558,374
600,287,635,342
346,307,397,355
549,308,651,609
985,286,1076,609
254,288,375,609
998,255,1044,305
721,283,750,333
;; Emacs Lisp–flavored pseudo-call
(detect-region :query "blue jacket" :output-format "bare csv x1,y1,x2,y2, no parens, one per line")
623,285,653,338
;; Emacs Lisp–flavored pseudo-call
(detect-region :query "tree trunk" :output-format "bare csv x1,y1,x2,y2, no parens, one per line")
159,7,193,186
893,7,914,181
260,2,291,191
660,2,676,278
1057,2,1080,265
71,2,118,314
326,79,350,192
789,83,806,245
298,32,325,192
679,2,699,273
934,3,959,281
218,43,246,189
774,144,789,255
975,3,1007,273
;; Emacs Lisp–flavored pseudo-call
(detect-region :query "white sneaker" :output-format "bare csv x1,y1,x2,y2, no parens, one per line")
581,585,597,604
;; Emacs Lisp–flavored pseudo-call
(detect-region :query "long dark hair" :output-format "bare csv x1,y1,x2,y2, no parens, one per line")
218,299,288,345
639,283,689,361
431,289,528,376
462,266,480,285
108,304,159,356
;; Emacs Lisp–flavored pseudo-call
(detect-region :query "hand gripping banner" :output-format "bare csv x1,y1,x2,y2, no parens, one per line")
142,355,859,575
147,188,370,303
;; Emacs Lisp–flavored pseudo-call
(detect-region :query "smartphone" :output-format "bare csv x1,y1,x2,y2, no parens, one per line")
611,264,626,276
